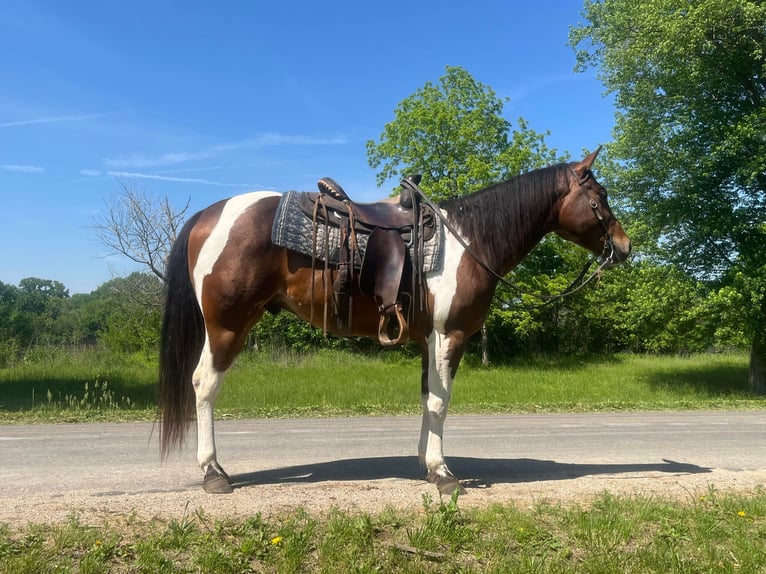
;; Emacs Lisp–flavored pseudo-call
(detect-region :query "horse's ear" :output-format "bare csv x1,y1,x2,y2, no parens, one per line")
573,146,603,180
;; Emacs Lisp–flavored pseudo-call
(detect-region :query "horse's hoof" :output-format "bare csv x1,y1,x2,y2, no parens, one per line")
436,477,466,496
427,469,466,496
203,465,233,494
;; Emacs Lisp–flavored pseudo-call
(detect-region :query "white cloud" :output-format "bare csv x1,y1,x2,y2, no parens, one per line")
107,171,260,188
103,150,213,169
0,111,126,128
1,164,44,173
244,132,349,147
79,169,101,177
103,132,349,169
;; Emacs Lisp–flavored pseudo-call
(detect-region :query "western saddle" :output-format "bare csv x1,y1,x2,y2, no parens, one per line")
300,175,435,346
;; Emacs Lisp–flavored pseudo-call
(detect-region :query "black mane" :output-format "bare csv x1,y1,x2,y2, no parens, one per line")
441,163,569,270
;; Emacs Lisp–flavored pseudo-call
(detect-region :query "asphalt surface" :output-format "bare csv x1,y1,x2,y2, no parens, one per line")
2,410,765,498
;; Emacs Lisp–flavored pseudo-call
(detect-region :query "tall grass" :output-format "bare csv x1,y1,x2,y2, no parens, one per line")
0,347,157,422
0,346,759,423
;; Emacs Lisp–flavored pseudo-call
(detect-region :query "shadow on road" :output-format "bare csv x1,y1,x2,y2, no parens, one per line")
229,456,710,490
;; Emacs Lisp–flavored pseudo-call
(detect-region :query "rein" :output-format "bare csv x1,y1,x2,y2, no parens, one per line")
400,174,615,310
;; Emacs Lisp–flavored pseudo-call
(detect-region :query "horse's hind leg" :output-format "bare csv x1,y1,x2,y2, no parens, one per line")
193,338,231,494
192,289,270,494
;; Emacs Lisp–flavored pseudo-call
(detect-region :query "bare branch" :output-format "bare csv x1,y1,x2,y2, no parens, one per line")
91,178,191,284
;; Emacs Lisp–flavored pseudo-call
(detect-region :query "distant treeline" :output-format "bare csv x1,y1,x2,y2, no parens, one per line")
0,242,750,367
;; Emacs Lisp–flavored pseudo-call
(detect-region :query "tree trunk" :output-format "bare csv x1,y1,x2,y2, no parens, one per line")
749,291,766,395
481,323,489,367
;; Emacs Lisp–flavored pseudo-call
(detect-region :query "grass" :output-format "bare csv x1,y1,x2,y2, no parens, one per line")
2,488,766,573
0,348,761,423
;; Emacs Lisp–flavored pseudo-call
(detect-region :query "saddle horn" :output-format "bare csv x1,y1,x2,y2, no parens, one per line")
399,174,422,209
317,177,350,202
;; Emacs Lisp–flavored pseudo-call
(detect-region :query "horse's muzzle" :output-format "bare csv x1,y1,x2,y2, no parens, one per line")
608,235,632,266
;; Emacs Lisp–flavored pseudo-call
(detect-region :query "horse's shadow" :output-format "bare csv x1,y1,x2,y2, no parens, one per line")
228,456,710,490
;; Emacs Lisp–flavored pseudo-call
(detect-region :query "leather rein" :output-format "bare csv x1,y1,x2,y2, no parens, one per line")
400,171,615,310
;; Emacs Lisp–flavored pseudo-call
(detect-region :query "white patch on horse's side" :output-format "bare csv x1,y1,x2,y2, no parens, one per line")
192,191,280,301
425,209,467,333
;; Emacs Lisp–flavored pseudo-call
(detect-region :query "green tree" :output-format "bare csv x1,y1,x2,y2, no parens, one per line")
14,278,70,347
366,65,565,362
570,0,766,391
95,273,164,356
366,66,562,201
0,281,20,364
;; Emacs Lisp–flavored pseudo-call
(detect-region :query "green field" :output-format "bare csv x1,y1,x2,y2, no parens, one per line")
0,348,759,423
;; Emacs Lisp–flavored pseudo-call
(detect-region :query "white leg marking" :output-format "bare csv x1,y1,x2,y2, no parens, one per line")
419,330,457,481
193,338,223,470
418,212,465,485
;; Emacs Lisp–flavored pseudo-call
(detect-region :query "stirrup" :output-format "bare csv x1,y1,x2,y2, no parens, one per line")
377,303,408,347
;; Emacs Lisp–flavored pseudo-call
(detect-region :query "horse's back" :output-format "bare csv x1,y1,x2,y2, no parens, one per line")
189,192,281,268
192,189,282,265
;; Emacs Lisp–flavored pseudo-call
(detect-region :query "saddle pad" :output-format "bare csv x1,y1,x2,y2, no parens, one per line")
271,190,445,273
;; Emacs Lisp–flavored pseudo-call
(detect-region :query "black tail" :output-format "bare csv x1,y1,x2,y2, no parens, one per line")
159,211,205,459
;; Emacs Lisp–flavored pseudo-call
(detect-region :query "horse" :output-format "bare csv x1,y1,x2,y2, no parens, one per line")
158,148,631,495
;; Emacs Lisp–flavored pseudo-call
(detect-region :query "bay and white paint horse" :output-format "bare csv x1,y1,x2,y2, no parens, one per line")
158,149,631,494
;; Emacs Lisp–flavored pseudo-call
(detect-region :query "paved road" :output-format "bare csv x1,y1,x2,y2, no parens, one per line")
2,410,765,496
2,411,766,524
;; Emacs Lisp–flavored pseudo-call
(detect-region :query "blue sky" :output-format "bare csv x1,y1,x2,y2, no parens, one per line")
1,1,614,294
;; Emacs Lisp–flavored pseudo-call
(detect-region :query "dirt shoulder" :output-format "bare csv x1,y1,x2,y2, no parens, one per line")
2,468,764,527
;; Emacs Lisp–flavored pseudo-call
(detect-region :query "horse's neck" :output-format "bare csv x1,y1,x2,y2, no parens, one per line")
498,221,550,275
446,179,560,276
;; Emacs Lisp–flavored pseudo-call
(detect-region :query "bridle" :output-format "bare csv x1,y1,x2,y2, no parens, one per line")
577,167,616,269
400,170,616,309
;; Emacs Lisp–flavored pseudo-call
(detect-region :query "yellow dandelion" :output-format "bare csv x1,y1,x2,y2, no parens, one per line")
271,536,283,545
738,510,746,517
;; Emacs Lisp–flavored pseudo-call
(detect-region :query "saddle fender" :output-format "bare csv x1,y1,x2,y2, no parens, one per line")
360,227,408,346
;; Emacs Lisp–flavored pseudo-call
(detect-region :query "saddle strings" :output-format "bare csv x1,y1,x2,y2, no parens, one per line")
347,203,359,336
322,198,331,335
310,194,333,334
310,194,319,325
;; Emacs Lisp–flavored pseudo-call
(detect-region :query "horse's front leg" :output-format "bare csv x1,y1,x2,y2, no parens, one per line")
193,340,232,494
418,330,466,495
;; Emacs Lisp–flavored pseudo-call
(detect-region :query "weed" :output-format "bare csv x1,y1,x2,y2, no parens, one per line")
44,378,134,412
407,490,470,553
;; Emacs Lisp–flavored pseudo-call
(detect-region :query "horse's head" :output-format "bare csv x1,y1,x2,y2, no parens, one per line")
555,147,631,266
